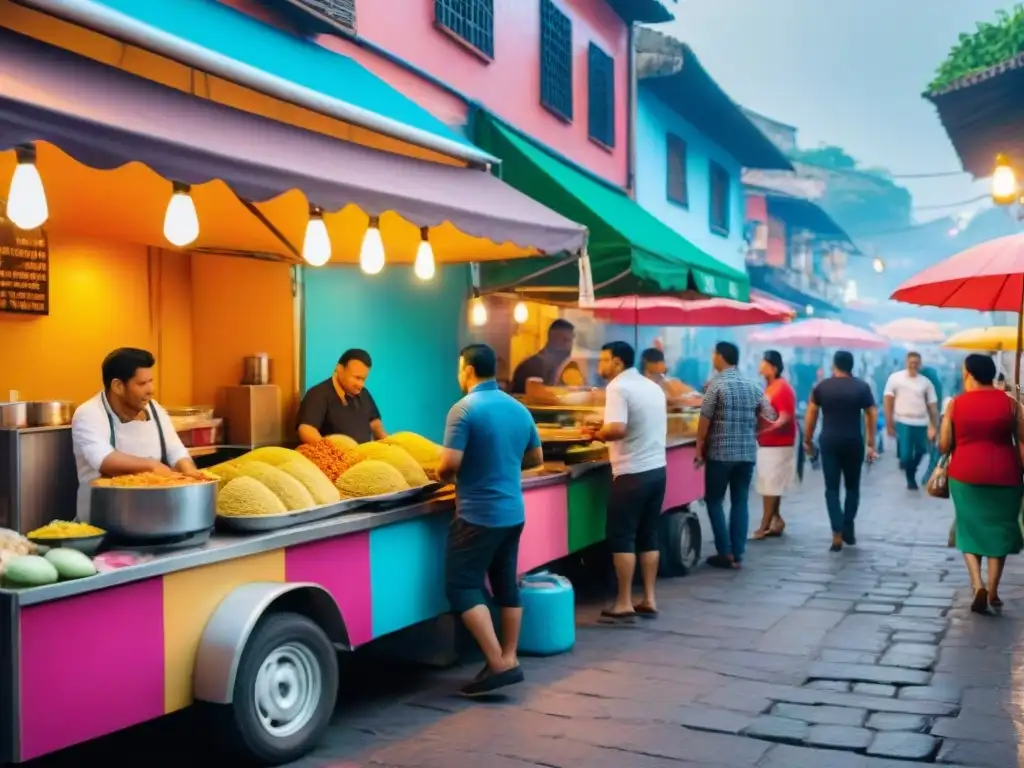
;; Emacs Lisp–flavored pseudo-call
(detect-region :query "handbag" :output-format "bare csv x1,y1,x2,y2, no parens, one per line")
927,414,953,500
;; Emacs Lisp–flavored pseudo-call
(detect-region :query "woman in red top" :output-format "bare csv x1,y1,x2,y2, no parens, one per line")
939,354,1024,613
754,351,797,539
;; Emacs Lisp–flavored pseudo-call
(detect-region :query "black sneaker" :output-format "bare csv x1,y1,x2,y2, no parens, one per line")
460,665,524,697
842,523,856,546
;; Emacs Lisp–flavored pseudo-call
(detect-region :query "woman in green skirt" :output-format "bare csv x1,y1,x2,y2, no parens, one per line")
939,355,1023,613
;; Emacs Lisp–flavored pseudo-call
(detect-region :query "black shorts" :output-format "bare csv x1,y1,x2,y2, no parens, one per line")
445,517,524,614
606,466,667,554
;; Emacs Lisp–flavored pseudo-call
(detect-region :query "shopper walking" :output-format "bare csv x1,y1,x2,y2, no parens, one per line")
753,350,797,539
884,352,939,490
438,344,544,696
941,354,1024,614
697,342,776,569
591,341,667,623
804,351,878,552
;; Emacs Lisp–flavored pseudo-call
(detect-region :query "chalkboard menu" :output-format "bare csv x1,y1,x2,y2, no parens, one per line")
0,200,48,316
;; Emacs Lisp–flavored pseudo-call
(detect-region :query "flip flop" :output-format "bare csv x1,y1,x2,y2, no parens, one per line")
598,609,636,624
991,597,1004,609
633,604,659,619
752,529,770,541
971,588,989,614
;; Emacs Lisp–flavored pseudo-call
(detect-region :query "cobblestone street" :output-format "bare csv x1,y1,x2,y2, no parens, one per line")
31,452,1024,767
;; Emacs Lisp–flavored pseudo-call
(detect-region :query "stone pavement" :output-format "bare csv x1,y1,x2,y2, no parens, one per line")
29,453,1024,767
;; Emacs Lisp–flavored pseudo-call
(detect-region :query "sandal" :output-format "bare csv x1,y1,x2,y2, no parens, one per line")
768,518,786,537
971,588,989,614
706,555,735,569
598,609,636,624
633,604,659,619
752,529,770,540
990,596,1004,609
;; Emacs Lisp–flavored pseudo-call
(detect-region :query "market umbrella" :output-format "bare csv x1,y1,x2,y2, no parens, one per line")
942,326,1018,352
891,233,1024,385
748,318,890,349
588,292,795,327
874,318,946,344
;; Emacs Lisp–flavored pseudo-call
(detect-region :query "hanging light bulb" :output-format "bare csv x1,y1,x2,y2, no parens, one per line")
992,154,1018,205
6,146,48,230
513,301,529,324
872,256,885,274
360,216,386,275
302,207,331,267
414,226,435,280
470,297,488,326
163,182,200,247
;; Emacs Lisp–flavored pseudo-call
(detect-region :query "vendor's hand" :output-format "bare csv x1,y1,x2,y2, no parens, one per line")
147,461,176,476
927,425,937,442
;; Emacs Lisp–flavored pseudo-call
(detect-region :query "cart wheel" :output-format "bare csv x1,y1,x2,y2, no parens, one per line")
658,509,702,578
210,611,338,765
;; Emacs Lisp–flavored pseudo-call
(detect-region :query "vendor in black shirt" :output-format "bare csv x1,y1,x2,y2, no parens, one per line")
509,319,583,394
297,349,386,445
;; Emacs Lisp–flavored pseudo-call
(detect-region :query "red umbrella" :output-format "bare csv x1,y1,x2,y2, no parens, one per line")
748,318,889,349
588,291,795,327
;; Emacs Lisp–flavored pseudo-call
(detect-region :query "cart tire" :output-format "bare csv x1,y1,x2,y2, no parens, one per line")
658,509,701,578
208,611,338,765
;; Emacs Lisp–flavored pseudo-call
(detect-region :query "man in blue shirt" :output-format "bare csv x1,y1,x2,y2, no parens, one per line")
437,344,543,697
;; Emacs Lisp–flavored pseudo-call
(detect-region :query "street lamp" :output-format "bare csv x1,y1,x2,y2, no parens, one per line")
992,154,1018,205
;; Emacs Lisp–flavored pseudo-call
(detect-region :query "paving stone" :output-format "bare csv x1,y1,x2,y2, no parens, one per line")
897,684,961,703
743,715,809,744
897,606,946,618
931,714,1017,742
937,737,1021,767
902,596,953,608
674,705,754,734
773,702,867,726
912,586,956,599
853,683,896,697
805,680,850,692
805,724,873,750
776,687,958,716
881,616,948,634
865,712,928,731
820,650,879,664
808,662,931,686
866,731,940,760
869,587,912,597
854,603,897,614
891,632,937,643
805,598,855,612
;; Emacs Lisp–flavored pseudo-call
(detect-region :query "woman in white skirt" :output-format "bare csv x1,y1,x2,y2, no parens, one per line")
754,351,798,539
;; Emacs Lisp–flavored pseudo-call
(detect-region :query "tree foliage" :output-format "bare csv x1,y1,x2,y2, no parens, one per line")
929,5,1024,92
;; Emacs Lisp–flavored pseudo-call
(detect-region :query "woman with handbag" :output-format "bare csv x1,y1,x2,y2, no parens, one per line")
938,354,1024,614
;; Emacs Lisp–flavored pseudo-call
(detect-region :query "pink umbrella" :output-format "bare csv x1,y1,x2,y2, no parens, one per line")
874,318,946,344
749,318,890,349
589,291,795,327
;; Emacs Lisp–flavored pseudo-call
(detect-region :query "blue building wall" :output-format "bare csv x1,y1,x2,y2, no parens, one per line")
302,265,469,443
634,86,747,273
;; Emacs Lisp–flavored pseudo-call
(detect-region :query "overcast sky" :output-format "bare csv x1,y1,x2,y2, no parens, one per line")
657,0,1010,222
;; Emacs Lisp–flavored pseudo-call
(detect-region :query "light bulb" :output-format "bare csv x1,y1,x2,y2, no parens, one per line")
360,219,386,275
513,301,529,323
471,298,488,326
163,183,199,247
6,153,48,230
414,230,435,280
872,257,885,274
992,155,1018,205
805,305,815,316
302,211,331,267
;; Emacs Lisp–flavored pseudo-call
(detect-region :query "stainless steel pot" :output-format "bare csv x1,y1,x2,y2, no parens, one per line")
0,402,28,429
89,481,217,541
242,354,272,385
27,400,74,427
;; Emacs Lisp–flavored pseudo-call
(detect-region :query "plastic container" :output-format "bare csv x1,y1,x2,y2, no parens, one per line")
518,572,575,656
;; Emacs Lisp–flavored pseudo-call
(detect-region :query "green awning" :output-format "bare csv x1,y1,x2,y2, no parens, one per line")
473,112,749,301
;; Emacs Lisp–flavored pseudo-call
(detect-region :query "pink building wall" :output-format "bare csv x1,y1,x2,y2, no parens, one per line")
221,0,629,186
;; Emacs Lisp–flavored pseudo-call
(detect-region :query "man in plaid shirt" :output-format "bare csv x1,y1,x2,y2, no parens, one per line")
696,342,777,569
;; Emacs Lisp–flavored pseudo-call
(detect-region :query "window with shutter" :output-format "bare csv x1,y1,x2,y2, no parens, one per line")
666,134,688,207
435,0,494,59
540,0,573,122
709,161,731,235
587,43,615,148
294,0,356,30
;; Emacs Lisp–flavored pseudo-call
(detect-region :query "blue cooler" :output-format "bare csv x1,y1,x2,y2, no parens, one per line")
518,572,575,656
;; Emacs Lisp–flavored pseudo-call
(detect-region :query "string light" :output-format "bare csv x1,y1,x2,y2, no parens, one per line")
163,182,199,247
872,257,885,274
413,226,435,281
992,154,1018,205
513,301,529,324
359,216,386,275
302,207,331,267
470,297,488,326
6,146,48,230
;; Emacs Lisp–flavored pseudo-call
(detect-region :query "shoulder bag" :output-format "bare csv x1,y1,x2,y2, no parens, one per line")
926,403,953,500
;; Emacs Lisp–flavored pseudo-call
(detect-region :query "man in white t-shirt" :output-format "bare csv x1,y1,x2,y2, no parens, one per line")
72,348,198,521
883,351,938,490
587,341,667,624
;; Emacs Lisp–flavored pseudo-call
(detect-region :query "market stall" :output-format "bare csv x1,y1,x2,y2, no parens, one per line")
0,18,600,766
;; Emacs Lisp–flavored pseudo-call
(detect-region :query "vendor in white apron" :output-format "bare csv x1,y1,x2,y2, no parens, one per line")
71,347,197,522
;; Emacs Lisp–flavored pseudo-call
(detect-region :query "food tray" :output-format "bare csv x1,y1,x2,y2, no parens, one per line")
359,481,446,510
216,497,368,533
28,533,106,557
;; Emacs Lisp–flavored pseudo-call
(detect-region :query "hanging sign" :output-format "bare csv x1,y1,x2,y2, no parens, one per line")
0,199,48,316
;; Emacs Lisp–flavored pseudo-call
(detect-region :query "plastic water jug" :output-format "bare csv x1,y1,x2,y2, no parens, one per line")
518,572,575,656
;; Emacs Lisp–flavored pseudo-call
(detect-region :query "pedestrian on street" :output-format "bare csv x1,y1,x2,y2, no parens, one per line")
803,351,878,552
753,350,797,540
884,352,939,490
697,341,777,569
591,341,668,623
921,364,945,482
940,354,1024,614
437,344,544,696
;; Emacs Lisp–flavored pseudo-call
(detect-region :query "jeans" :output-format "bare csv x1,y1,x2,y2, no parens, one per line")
704,460,755,561
821,441,864,534
896,423,929,488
